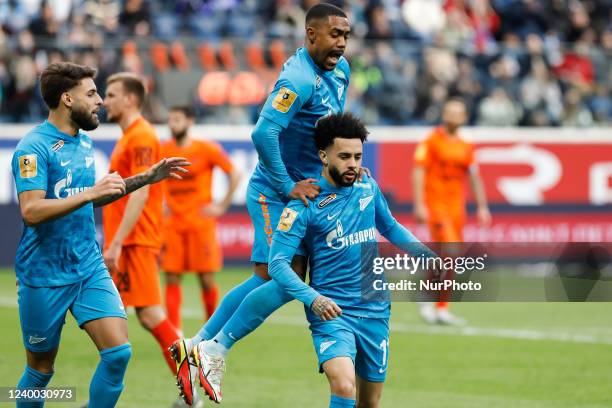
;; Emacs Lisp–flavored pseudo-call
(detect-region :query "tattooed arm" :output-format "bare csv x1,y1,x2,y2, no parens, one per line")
93,157,189,208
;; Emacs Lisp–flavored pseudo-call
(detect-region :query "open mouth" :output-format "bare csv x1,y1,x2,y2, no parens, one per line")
327,50,344,66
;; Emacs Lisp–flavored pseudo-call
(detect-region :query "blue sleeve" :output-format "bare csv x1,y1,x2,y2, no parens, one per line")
268,204,320,307
259,76,312,129
12,139,49,194
251,116,295,197
373,178,437,257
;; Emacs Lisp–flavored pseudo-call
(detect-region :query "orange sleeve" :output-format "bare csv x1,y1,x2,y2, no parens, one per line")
128,134,159,176
205,142,234,174
414,135,433,167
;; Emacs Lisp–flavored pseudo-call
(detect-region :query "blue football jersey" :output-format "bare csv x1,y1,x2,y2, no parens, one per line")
251,47,350,192
11,121,104,287
272,175,395,320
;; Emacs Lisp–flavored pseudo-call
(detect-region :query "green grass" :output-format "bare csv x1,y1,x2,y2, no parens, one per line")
1,268,612,407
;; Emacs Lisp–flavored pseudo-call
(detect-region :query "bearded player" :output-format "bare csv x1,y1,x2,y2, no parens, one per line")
171,3,352,405
11,62,187,408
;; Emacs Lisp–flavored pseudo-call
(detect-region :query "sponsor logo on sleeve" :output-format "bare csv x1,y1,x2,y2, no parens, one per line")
278,207,298,232
19,154,37,178
271,87,298,113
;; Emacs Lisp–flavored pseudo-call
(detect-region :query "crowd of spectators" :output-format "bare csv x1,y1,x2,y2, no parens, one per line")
0,0,610,126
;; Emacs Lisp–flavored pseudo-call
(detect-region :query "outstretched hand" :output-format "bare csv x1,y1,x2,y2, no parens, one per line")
146,157,190,184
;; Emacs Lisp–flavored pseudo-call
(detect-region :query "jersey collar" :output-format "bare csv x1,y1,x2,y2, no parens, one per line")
43,120,80,143
318,175,353,195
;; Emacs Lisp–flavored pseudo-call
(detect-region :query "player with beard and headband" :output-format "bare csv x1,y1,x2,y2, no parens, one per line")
102,73,196,407
161,105,241,333
268,113,437,408
169,3,353,405
11,62,188,408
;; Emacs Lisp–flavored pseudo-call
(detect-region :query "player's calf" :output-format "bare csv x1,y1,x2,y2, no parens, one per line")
89,343,132,408
16,366,54,408
356,377,384,408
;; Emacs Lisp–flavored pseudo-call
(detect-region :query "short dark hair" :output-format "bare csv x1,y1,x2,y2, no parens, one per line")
170,105,195,119
314,112,369,151
305,3,347,26
107,72,146,107
445,96,467,108
40,62,97,109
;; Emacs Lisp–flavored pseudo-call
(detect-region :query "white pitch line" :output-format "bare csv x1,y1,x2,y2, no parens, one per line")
1,296,611,346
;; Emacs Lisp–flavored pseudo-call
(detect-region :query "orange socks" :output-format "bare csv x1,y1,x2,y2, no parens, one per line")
165,283,182,330
202,285,219,319
151,319,180,374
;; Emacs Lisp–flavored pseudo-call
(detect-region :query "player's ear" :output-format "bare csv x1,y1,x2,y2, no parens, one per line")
319,150,328,166
61,92,73,108
306,26,316,45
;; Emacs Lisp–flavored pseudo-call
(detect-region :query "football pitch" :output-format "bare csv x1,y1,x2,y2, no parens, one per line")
0,267,611,408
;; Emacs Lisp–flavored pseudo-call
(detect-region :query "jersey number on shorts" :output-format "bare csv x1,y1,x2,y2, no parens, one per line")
115,269,131,292
379,339,388,369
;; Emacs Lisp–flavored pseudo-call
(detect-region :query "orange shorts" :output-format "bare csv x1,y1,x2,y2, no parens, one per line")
162,225,222,274
428,209,464,243
112,245,162,307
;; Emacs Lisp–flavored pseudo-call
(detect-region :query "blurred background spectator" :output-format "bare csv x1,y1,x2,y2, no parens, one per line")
0,0,610,126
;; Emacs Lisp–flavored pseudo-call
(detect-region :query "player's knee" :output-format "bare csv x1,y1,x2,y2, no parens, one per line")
26,350,57,374
165,273,182,285
100,343,132,377
330,378,356,399
135,306,165,330
253,263,271,280
27,361,55,374
198,273,215,290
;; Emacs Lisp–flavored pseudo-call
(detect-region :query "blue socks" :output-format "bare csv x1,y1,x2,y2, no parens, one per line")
88,343,132,408
213,280,293,350
330,394,356,408
16,366,53,407
196,274,266,341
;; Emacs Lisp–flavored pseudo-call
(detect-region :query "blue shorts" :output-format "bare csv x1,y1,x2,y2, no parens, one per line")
310,314,390,382
18,266,127,352
246,180,305,263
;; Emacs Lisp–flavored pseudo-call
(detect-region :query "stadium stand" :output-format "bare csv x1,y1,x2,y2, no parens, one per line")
0,0,610,126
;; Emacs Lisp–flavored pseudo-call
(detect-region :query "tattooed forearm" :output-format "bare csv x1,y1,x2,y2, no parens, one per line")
93,172,151,207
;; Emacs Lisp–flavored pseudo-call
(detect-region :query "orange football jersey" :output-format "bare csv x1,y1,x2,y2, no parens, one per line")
414,127,475,211
103,117,162,249
161,138,233,229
